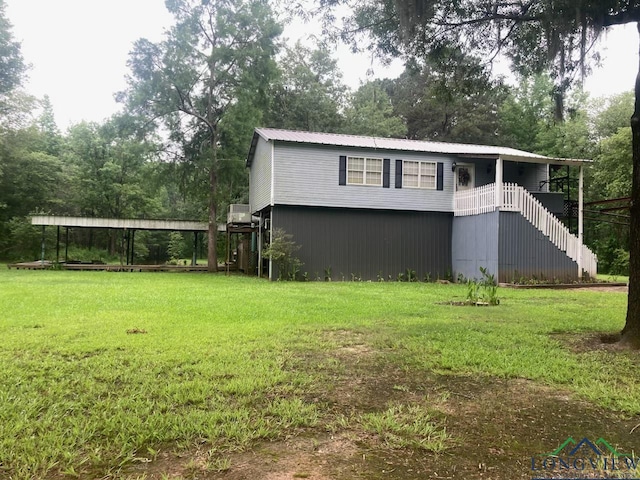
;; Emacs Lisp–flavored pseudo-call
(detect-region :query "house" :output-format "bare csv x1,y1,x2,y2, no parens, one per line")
245,127,596,282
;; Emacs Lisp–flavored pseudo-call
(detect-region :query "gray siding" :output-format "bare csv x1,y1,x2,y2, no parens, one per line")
272,205,452,281
503,162,548,192
272,143,456,212
498,211,578,283
470,159,496,187
452,211,499,281
249,137,273,213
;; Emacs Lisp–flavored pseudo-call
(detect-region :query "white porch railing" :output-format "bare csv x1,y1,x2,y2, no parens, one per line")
453,183,497,216
454,183,597,277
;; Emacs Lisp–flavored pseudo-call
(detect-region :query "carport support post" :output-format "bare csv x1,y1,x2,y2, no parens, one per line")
56,226,60,264
130,230,136,265
40,226,46,265
192,232,198,266
65,227,69,263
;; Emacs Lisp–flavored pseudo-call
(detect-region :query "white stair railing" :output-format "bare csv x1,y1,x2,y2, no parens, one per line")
454,183,598,277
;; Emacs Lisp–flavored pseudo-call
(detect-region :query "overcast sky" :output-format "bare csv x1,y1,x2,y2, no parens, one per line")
5,0,639,130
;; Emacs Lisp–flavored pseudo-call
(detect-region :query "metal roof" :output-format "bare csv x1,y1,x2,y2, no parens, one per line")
32,215,208,231
248,128,590,166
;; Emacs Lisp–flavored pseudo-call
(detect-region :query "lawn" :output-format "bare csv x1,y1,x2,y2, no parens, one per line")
0,267,636,479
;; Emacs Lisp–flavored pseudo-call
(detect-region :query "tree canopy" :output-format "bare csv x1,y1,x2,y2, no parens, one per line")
119,0,282,271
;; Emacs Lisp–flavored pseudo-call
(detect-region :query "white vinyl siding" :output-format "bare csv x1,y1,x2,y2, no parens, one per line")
249,137,274,213
269,143,455,212
403,160,436,189
347,156,382,186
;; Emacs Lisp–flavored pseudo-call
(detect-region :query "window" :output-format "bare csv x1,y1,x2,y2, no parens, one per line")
403,161,436,189
347,156,383,186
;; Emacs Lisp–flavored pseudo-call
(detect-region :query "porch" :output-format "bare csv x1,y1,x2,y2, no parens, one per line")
453,182,597,281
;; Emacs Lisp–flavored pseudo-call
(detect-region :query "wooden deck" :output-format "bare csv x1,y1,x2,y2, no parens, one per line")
7,262,215,272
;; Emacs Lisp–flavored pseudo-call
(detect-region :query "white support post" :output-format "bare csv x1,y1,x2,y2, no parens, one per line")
268,210,273,281
495,157,503,210
258,211,263,278
578,165,584,278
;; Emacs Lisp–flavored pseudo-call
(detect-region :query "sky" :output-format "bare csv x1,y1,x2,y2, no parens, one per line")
5,0,639,130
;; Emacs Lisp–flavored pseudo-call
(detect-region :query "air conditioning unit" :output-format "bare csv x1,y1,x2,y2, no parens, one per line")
227,204,251,224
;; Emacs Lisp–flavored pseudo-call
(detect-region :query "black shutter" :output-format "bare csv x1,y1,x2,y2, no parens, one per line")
395,160,403,188
436,162,444,191
339,155,347,185
383,159,390,188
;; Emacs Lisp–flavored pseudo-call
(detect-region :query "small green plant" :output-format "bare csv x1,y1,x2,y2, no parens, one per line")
466,267,500,306
324,266,332,281
445,269,453,282
423,272,432,283
377,271,385,282
263,228,303,281
405,268,417,282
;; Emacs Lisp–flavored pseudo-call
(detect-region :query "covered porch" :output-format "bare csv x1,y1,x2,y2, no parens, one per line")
451,155,596,282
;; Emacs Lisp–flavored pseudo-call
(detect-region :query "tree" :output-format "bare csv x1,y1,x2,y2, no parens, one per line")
388,48,507,143
35,95,61,156
592,90,634,141
0,126,68,259
265,42,346,132
497,75,556,152
0,0,27,117
120,0,282,272
342,80,406,137
321,0,640,347
66,118,159,218
586,93,634,274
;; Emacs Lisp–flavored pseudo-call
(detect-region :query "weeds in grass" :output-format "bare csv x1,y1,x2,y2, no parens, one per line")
360,403,448,451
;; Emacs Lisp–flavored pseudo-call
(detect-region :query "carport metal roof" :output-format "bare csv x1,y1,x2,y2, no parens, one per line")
31,215,208,231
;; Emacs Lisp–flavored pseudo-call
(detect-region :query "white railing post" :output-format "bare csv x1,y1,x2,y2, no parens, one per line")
495,157,503,210
578,165,584,278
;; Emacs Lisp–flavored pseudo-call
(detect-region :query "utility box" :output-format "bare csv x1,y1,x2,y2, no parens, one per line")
228,204,251,224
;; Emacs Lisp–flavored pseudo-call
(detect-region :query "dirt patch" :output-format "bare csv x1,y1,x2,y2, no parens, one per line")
123,330,640,480
578,285,628,293
551,331,640,356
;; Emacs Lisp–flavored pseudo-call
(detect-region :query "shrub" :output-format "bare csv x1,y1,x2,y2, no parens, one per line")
263,228,303,281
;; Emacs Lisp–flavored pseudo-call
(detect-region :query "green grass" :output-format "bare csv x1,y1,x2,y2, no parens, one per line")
598,273,630,283
0,267,635,478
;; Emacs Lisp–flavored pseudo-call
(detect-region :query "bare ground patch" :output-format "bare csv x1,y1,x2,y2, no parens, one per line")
122,330,640,480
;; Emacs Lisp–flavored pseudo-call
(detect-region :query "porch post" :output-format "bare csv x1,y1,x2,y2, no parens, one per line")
495,156,503,210
258,212,263,277
578,164,584,278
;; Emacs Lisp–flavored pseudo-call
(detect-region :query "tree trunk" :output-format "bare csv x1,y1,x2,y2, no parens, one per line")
620,21,640,348
207,164,218,273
